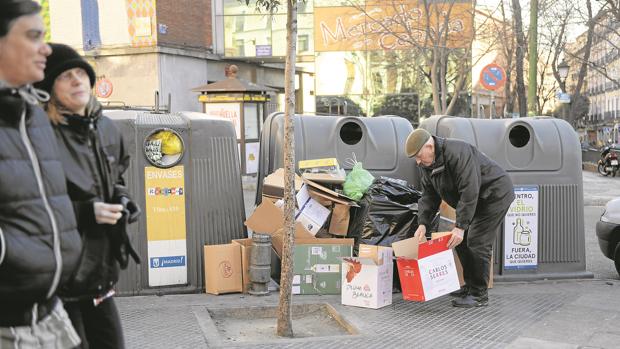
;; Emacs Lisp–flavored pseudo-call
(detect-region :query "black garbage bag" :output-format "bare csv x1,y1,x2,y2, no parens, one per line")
347,177,423,292
348,177,422,249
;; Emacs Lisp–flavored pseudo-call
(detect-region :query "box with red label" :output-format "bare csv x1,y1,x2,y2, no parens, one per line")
340,245,393,309
392,236,460,302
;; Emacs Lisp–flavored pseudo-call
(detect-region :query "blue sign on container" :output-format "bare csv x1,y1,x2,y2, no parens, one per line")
150,256,186,268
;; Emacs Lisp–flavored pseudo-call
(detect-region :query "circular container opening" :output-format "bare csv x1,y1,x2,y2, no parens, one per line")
509,125,530,148
144,128,185,168
340,122,363,145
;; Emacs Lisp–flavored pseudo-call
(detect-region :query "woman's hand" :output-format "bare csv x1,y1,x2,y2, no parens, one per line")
93,202,123,225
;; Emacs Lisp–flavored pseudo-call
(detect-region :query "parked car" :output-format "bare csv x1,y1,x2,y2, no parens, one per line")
596,197,620,276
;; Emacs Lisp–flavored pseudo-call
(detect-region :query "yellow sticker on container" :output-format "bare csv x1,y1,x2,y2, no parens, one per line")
144,165,187,241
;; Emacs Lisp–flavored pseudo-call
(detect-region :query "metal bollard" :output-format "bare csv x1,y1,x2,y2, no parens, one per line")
249,233,271,295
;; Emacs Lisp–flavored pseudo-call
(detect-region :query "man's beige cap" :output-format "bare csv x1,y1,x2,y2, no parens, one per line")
405,128,431,157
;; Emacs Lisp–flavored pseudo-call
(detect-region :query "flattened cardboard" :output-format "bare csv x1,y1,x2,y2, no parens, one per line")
244,200,314,256
438,201,456,231
328,204,350,236
359,244,391,265
439,201,456,221
262,168,303,198
204,244,242,295
307,189,333,207
301,172,345,184
302,178,356,202
391,236,420,259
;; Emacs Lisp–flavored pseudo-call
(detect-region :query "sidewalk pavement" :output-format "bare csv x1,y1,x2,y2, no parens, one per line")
117,279,620,349
117,171,620,348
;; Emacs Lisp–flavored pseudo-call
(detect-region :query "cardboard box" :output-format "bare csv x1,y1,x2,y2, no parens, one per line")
295,184,331,236
437,201,456,231
292,240,353,295
302,178,356,203
430,232,493,289
261,195,278,204
298,158,340,169
301,172,346,184
245,199,315,256
431,232,464,286
262,168,303,198
232,238,253,293
299,158,346,184
302,178,358,237
439,201,456,221
392,236,460,302
341,245,393,309
204,244,243,295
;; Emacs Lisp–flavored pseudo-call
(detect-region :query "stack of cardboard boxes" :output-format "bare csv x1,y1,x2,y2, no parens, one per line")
245,159,359,295
203,159,485,310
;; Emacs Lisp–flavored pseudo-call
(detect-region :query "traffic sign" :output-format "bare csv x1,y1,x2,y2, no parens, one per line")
95,78,113,98
480,63,506,91
557,93,571,104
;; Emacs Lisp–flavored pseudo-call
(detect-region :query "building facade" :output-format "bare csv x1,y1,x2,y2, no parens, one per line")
43,0,289,112
43,0,481,122
579,11,620,145
214,0,475,122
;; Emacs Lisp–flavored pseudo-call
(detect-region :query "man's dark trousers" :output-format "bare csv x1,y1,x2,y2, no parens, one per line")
455,203,511,296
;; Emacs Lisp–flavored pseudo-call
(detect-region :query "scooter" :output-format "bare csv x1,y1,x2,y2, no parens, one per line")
598,147,619,177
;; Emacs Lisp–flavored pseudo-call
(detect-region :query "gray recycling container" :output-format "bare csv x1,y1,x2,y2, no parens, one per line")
256,112,415,204
420,115,592,281
104,110,246,296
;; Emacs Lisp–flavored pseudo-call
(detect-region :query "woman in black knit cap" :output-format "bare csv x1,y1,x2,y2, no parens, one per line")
35,43,138,349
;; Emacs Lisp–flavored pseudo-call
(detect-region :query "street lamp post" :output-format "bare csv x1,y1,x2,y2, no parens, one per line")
558,60,570,122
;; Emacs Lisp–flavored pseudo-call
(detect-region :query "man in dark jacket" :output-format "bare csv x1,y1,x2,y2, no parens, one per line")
407,128,515,308
0,1,82,347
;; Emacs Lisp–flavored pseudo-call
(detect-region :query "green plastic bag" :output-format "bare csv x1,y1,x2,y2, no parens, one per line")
343,162,375,201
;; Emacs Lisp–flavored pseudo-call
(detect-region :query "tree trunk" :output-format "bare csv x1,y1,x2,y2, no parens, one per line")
527,0,538,115
276,0,297,338
446,57,467,116
440,49,448,113
500,0,515,116
512,0,527,117
569,0,594,126
431,48,441,115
